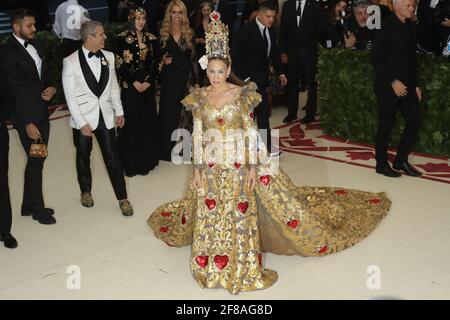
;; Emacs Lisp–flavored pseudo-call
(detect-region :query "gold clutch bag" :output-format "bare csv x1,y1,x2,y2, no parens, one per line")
29,138,48,158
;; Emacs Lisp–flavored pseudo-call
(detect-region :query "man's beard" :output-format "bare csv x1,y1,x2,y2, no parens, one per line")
19,30,34,40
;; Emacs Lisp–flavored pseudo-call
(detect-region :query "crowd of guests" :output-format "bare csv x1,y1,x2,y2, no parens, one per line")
0,0,445,249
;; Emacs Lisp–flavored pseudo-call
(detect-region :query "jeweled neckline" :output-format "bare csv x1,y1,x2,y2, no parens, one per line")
202,87,242,111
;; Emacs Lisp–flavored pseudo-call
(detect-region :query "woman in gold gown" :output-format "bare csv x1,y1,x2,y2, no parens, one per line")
147,12,391,295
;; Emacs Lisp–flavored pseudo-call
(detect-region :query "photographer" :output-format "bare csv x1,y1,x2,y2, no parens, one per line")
343,0,375,50
417,0,450,55
320,0,349,48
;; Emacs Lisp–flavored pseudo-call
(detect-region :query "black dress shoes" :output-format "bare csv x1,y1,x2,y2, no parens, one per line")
376,164,401,178
32,211,56,225
393,161,422,177
0,233,18,249
21,207,55,216
300,115,315,124
283,115,297,123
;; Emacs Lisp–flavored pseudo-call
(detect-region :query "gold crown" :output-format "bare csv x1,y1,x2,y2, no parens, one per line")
198,11,230,70
205,11,229,59
128,7,146,22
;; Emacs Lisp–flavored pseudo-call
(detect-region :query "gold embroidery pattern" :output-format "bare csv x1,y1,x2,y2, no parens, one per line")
139,47,149,61
147,83,391,294
123,50,133,64
115,54,124,69
125,35,134,44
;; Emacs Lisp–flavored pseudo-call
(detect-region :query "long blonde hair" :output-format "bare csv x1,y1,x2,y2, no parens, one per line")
160,0,194,49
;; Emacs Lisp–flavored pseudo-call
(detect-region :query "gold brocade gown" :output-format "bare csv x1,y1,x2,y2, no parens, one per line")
147,83,391,295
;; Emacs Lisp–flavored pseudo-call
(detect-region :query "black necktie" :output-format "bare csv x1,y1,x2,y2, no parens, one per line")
263,27,269,57
297,1,302,26
88,51,101,58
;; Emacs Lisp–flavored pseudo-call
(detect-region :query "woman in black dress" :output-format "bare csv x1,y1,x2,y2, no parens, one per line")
158,0,198,161
193,1,213,86
115,7,160,176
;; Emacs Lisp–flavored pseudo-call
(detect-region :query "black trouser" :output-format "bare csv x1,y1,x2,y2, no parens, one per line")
375,85,421,166
15,121,50,213
62,38,82,58
73,116,127,201
286,54,318,119
0,122,12,233
254,87,273,153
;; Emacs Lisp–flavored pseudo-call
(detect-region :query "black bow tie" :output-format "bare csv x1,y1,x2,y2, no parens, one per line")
88,51,101,58
24,40,30,48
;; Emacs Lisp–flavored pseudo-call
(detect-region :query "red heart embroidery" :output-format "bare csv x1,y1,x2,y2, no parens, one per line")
160,226,169,233
208,162,215,168
368,199,381,204
205,198,216,210
214,255,229,270
287,219,299,229
249,112,254,119
160,211,172,217
335,189,348,196
237,201,248,213
181,215,187,225
217,118,224,125
234,162,241,169
258,253,262,266
259,175,271,186
195,255,209,268
318,245,328,254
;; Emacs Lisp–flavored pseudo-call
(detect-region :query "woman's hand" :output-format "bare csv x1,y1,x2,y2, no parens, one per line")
247,167,257,191
141,82,151,92
133,81,143,92
192,169,202,189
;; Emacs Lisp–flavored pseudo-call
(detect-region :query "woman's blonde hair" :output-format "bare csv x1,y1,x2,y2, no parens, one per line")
160,0,194,49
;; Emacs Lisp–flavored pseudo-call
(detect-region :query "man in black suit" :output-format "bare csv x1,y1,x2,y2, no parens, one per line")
0,47,18,249
233,1,287,155
371,0,422,178
280,0,338,124
2,8,57,224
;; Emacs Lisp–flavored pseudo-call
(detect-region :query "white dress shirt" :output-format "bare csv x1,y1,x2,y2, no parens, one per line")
82,46,101,82
296,0,306,27
53,0,90,40
255,17,271,57
13,33,42,79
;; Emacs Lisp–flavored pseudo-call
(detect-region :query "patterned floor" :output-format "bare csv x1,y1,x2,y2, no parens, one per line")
274,119,450,185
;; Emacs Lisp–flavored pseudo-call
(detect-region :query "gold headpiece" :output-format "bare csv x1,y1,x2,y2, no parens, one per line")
198,11,230,70
128,7,146,22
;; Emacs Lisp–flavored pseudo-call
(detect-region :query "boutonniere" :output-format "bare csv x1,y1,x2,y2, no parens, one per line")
101,57,108,66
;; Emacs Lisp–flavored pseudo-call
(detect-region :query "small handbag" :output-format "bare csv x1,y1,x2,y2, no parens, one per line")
29,137,48,158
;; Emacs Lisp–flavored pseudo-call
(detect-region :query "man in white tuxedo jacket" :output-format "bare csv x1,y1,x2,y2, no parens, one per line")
62,20,133,216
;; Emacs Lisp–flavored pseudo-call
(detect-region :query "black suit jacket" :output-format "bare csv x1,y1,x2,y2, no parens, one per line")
233,19,284,88
280,0,338,59
371,15,418,89
0,45,13,124
1,35,54,127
